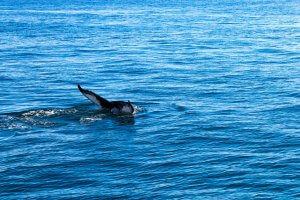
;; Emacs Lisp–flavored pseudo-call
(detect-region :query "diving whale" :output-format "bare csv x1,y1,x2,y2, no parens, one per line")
77,84,134,114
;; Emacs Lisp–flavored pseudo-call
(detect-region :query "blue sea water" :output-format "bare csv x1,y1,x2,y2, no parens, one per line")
0,0,299,199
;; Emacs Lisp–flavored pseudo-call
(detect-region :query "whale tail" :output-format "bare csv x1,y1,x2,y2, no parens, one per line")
128,100,134,113
77,84,111,109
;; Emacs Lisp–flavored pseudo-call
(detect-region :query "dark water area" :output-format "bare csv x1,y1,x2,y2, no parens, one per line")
0,0,299,199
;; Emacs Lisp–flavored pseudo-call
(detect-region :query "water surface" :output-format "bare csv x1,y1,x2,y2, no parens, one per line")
0,0,299,199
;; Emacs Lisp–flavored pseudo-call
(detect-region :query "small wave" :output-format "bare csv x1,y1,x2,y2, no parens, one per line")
0,115,29,138
170,103,186,111
0,123,28,130
133,105,145,114
21,108,78,118
256,48,285,54
261,104,300,113
80,114,105,123
0,115,27,130
21,116,58,127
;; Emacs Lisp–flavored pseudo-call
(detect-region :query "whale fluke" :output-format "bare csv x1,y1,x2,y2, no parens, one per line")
77,84,111,109
77,84,134,114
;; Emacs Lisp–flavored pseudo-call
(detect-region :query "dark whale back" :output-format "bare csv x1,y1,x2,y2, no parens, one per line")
110,101,134,114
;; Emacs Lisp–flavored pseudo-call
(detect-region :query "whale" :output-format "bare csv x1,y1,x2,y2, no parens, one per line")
77,84,134,114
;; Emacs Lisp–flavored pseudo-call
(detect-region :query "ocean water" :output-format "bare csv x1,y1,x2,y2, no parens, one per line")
0,0,299,199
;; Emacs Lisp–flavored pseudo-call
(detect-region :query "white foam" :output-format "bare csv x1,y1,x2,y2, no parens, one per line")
79,114,104,123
